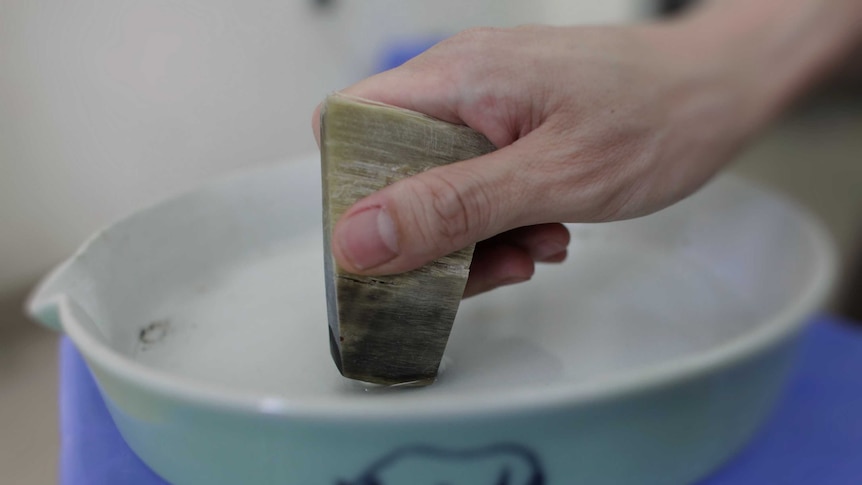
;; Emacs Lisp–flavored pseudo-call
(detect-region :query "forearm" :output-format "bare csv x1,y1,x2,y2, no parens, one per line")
684,0,862,128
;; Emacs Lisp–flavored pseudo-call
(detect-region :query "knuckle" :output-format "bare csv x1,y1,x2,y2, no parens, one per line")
444,27,506,64
439,27,499,71
427,175,473,243
453,26,502,44
412,171,491,251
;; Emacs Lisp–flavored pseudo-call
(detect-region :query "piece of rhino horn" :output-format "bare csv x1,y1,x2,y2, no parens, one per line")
319,93,496,386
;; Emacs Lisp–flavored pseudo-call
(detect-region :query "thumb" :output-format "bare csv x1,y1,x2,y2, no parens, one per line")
331,141,537,275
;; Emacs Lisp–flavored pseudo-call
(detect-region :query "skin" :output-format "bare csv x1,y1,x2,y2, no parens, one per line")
313,0,862,298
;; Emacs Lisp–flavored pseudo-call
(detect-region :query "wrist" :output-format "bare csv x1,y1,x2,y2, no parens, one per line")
631,21,763,163
678,0,862,127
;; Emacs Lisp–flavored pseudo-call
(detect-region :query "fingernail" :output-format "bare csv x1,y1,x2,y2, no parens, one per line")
336,207,399,270
532,241,567,262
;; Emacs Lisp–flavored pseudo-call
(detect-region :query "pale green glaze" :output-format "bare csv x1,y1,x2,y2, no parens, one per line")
89,336,796,484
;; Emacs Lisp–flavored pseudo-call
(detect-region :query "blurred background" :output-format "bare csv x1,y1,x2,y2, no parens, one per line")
1,1,860,483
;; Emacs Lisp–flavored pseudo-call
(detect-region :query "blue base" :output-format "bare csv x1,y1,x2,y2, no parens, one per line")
60,316,862,485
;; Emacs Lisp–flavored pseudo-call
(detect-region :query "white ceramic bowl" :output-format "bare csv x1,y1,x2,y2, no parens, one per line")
28,156,835,485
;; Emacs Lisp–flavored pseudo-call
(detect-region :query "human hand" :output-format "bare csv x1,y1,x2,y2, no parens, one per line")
312,7,839,297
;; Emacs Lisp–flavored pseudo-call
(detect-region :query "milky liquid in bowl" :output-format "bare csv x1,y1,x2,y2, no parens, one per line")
127,225,758,404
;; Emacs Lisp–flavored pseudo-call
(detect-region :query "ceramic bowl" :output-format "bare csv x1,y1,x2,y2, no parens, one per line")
28,155,835,485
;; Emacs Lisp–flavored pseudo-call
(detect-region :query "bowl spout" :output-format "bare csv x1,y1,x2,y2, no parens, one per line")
26,258,84,332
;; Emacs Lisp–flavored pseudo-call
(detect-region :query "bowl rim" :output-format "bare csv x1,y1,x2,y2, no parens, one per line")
30,158,838,422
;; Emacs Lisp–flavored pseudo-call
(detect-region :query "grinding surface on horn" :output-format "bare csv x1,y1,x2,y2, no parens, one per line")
320,93,496,386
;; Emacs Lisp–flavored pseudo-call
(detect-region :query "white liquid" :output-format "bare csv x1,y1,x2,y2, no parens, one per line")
131,231,756,402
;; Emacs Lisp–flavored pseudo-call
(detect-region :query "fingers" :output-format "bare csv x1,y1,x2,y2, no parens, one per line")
494,223,570,262
339,68,462,124
314,30,581,278
330,140,541,275
462,223,570,298
463,243,534,298
311,53,460,148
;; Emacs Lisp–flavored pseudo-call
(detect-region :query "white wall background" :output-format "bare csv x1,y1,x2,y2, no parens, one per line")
0,0,639,297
